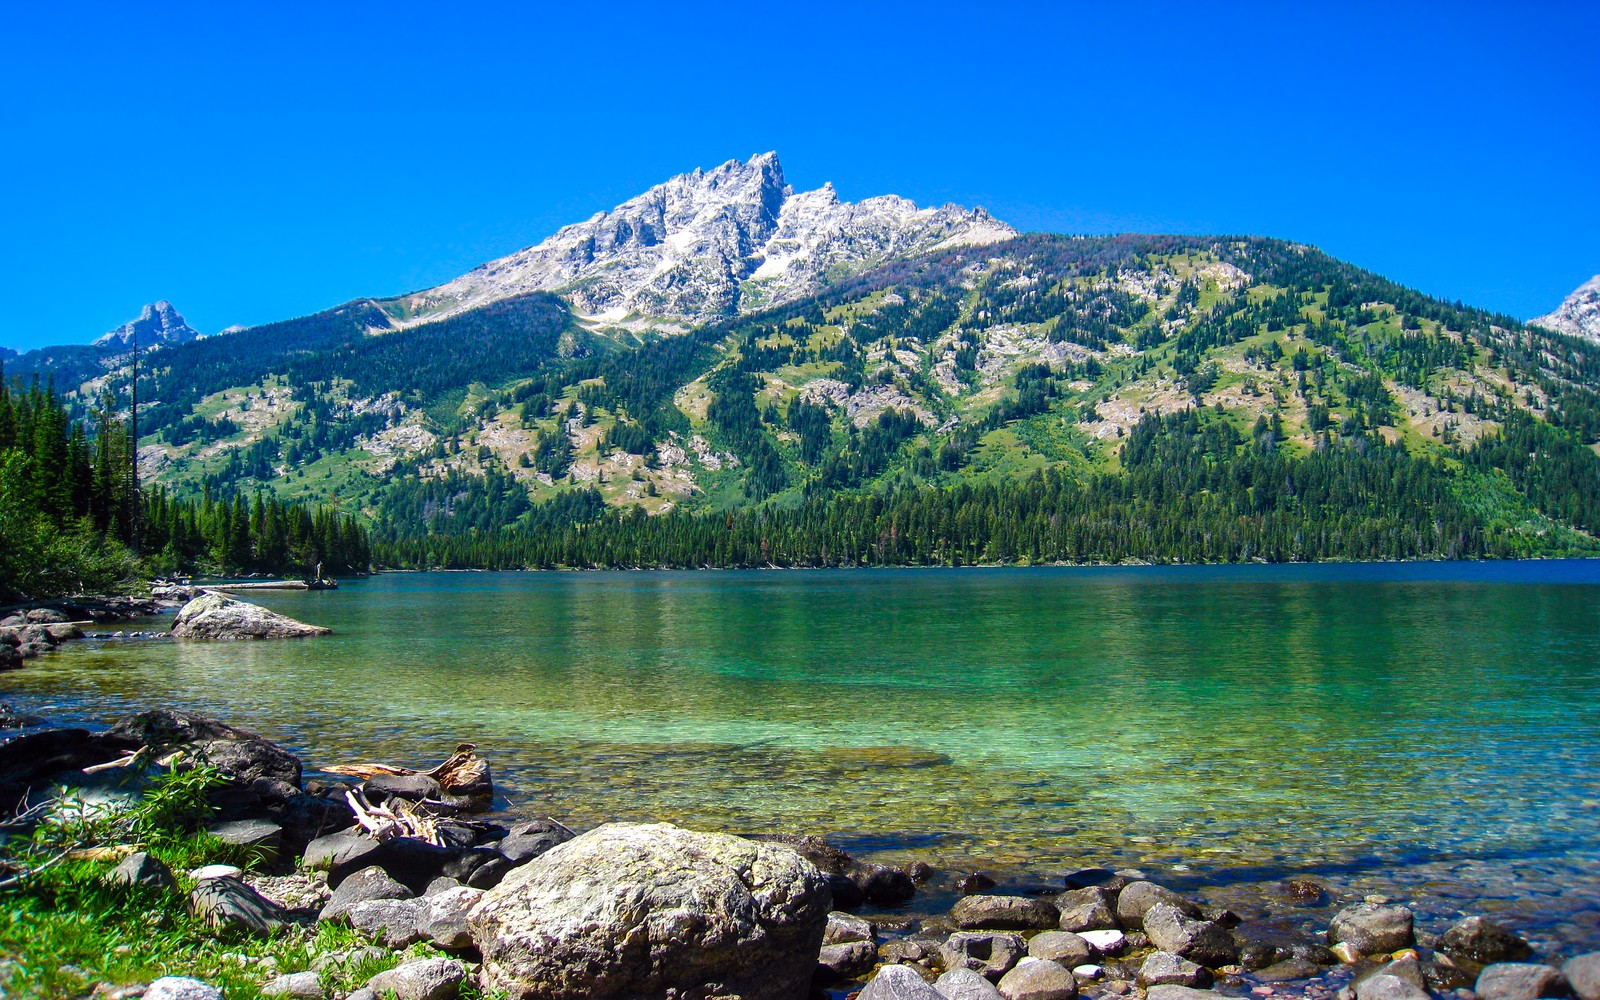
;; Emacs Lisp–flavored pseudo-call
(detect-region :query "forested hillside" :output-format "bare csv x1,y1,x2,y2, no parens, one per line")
16,233,1600,569
0,368,370,600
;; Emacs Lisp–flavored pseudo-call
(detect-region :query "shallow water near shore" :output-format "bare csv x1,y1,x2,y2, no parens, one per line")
7,563,1600,952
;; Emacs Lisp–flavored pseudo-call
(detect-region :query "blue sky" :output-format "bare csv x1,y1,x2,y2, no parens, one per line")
2,1,1596,351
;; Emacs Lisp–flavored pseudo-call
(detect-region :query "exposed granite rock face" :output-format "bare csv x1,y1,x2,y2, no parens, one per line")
170,592,331,639
390,152,1016,333
1532,275,1600,343
95,301,205,348
466,822,831,1000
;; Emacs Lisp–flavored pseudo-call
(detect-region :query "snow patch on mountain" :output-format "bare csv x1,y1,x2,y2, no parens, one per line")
390,152,1016,330
95,301,204,348
1532,275,1600,343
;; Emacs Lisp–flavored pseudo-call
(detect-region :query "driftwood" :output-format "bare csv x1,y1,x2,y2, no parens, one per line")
325,743,493,812
345,787,441,845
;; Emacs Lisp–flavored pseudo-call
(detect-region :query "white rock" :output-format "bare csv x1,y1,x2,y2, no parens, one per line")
189,864,242,881
1532,275,1600,343
1078,929,1126,954
144,978,223,1000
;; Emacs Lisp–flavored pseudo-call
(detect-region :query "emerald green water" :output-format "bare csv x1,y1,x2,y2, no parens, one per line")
6,563,1600,943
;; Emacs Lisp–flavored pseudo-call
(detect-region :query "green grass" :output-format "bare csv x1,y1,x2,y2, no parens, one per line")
0,768,502,1000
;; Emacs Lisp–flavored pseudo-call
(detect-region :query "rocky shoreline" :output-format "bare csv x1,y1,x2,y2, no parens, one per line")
0,697,1595,1000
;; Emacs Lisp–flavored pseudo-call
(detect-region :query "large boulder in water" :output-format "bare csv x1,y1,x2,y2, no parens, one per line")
466,822,832,1000
170,592,330,640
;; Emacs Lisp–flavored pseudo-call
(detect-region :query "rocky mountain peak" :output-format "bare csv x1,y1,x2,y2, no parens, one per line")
391,152,1017,331
94,300,204,348
1532,275,1600,343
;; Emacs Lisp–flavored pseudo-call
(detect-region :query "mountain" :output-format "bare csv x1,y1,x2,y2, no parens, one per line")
1532,275,1600,343
380,151,1015,332
7,155,1600,567
94,300,204,348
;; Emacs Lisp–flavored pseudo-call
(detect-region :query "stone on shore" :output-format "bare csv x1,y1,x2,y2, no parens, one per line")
854,863,918,905
937,967,1006,1000
416,885,484,949
363,957,467,1000
859,964,947,1000
260,971,326,999
1143,902,1238,969
495,818,574,863
1139,952,1213,988
1476,963,1570,1000
1027,931,1092,967
1563,954,1600,1000
1115,882,1202,930
320,865,413,922
169,592,331,640
0,646,21,671
818,940,878,980
144,978,224,1000
106,851,177,892
1055,886,1118,932
1355,975,1431,1000
1328,902,1415,957
1077,929,1126,955
189,876,295,934
825,910,875,945
997,959,1080,1000
952,894,1061,930
466,822,831,1000
348,897,427,949
941,932,1027,981
1440,916,1533,967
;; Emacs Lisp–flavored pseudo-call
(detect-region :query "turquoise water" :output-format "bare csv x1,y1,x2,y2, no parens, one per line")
6,563,1600,943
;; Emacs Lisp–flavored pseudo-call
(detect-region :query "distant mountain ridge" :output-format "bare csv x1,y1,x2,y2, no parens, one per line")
382,151,1015,331
1533,275,1600,343
93,300,204,348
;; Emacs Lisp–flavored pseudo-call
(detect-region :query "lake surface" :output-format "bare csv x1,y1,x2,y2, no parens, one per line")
7,563,1600,949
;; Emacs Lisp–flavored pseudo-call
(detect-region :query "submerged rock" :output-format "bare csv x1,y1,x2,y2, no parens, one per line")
467,822,830,1000
1440,916,1533,967
1328,902,1414,958
169,592,330,640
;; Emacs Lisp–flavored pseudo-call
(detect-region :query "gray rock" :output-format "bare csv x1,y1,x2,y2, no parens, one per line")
1356,973,1431,1000
1138,952,1213,988
320,865,412,922
997,959,1079,1000
1115,882,1202,930
143,978,224,1000
1329,902,1415,957
424,875,464,895
466,822,831,1000
495,818,574,863
25,608,69,624
1563,954,1600,1000
941,932,1027,981
1146,987,1226,1000
106,851,177,892
855,863,918,905
936,967,1006,1000
818,940,878,981
859,964,947,1000
1055,886,1118,933
1476,963,1569,1000
348,897,426,948
416,885,482,949
206,818,283,863
170,592,331,639
880,938,936,964
45,623,83,641
1143,903,1238,969
259,971,325,999
363,958,467,1000
1027,932,1092,967
188,876,295,934
363,773,441,803
1440,916,1533,967
825,910,875,945
952,895,1061,931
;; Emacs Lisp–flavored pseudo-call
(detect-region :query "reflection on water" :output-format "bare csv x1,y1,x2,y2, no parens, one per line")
6,563,1600,945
